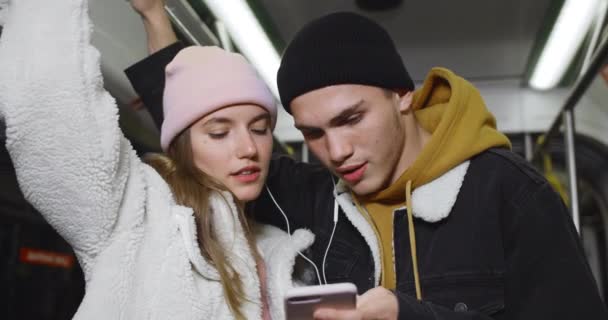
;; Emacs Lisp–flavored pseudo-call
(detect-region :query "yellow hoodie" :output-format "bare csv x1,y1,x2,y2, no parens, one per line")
356,67,511,294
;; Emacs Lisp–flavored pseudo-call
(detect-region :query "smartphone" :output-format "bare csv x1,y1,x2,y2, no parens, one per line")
284,282,357,320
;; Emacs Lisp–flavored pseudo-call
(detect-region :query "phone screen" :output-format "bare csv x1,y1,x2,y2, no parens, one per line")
284,283,357,320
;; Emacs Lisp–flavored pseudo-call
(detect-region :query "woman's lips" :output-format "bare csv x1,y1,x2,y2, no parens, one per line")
231,166,261,183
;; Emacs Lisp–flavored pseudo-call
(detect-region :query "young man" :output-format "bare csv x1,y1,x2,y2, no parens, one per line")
125,2,607,319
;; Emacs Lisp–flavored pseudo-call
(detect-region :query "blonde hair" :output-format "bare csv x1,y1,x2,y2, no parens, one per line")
145,128,258,320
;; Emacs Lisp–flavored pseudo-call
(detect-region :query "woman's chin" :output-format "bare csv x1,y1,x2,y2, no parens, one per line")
231,185,263,203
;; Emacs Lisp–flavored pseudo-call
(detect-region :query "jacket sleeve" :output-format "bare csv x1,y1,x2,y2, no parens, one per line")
124,41,185,130
0,0,146,268
499,182,608,319
393,181,608,319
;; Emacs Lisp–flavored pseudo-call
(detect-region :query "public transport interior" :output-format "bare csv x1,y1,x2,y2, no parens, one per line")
1,0,608,318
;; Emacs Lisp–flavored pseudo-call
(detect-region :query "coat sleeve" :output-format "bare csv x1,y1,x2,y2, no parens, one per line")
0,0,146,269
394,181,608,319
124,41,184,130
499,182,608,319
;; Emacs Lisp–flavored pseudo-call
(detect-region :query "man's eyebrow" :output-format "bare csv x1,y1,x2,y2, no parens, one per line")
294,100,364,131
294,123,317,131
328,100,364,127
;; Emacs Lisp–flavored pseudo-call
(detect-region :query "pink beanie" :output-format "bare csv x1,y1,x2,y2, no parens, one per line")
161,46,277,151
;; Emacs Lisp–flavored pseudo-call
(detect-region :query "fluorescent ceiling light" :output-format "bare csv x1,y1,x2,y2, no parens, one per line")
529,0,600,90
202,0,280,98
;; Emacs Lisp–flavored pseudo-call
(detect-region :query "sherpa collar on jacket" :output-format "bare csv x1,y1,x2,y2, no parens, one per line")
333,160,470,285
173,190,315,320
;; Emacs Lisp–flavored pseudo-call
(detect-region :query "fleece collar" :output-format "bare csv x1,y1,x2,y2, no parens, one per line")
173,204,220,280
254,224,315,320
173,190,316,320
333,190,382,286
336,160,470,223
411,160,470,222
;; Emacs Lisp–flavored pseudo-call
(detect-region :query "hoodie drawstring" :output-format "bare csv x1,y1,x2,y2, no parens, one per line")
406,180,423,300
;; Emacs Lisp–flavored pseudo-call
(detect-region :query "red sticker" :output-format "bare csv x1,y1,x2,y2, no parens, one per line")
19,247,75,269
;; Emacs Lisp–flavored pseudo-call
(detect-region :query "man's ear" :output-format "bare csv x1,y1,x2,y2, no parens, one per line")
398,91,414,113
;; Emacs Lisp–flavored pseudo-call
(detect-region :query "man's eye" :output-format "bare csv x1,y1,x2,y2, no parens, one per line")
347,114,362,125
303,130,323,140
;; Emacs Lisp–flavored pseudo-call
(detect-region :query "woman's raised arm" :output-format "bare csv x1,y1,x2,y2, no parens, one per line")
0,0,144,269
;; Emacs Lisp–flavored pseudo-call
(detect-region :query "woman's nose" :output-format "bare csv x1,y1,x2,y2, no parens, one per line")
236,132,258,159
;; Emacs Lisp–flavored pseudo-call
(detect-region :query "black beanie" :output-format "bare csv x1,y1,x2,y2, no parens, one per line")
277,11,414,113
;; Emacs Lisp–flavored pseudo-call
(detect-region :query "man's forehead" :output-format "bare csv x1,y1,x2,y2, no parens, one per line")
290,84,381,114
292,98,365,130
294,84,381,101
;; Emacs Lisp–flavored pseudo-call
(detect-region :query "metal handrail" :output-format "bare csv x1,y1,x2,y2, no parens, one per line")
164,0,220,46
531,24,608,233
532,32,608,160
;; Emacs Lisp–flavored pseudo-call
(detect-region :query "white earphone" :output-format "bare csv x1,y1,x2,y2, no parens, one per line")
265,177,338,286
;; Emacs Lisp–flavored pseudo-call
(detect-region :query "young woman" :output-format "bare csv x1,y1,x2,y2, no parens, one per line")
0,1,313,319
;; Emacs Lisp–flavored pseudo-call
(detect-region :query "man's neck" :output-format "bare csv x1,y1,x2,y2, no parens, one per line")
391,117,432,185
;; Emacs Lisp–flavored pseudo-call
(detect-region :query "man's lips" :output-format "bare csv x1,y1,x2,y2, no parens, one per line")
336,163,367,183
336,163,365,174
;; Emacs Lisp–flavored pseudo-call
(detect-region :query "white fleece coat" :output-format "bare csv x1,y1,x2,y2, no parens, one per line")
0,1,314,319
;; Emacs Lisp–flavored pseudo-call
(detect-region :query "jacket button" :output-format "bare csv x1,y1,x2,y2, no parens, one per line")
454,302,468,312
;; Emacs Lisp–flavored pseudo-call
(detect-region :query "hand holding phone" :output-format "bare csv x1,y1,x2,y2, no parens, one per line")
284,282,357,320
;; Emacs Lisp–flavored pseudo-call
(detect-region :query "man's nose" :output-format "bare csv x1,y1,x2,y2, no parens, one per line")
327,132,353,164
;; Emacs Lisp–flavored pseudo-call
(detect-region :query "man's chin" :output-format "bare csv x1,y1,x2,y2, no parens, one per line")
347,179,377,197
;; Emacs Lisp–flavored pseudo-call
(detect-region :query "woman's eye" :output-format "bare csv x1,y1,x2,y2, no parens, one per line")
208,132,228,139
251,126,269,135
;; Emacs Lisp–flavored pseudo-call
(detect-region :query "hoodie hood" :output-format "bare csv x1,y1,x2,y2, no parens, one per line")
364,67,511,202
